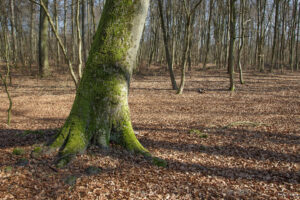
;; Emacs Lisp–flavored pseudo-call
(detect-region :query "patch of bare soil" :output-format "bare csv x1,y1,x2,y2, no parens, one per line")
0,67,299,199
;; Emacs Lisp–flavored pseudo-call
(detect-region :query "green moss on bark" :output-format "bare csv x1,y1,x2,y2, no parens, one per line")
49,0,150,167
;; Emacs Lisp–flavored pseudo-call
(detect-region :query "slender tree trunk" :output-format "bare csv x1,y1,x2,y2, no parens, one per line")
39,0,79,87
87,0,90,49
90,0,96,35
77,0,83,79
72,0,76,63
54,0,60,68
295,2,300,71
289,0,297,71
64,0,67,50
81,0,86,63
177,0,202,94
237,0,245,84
48,0,152,167
10,0,17,64
39,0,50,77
177,15,191,94
280,0,287,72
271,0,279,72
0,8,13,125
158,0,177,90
29,2,35,70
228,0,236,91
203,0,214,69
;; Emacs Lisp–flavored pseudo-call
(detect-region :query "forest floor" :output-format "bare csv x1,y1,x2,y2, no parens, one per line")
0,65,299,199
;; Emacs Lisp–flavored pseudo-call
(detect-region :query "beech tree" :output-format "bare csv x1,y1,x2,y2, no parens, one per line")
46,0,164,167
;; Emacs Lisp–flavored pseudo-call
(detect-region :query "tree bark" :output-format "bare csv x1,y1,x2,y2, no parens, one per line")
237,0,246,84
295,2,300,71
177,0,202,94
228,0,236,91
76,0,83,79
48,0,151,167
39,0,79,87
0,8,13,126
271,0,279,72
90,0,96,35
203,0,214,70
29,2,35,70
289,0,297,71
54,0,60,67
177,14,191,94
10,0,17,64
39,0,50,77
81,0,87,63
158,0,177,90
64,0,67,50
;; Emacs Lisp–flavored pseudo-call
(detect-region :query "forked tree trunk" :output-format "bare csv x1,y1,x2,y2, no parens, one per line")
49,0,150,167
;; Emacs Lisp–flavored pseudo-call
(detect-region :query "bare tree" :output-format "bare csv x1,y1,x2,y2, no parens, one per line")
228,0,237,91
158,0,177,90
177,0,203,94
39,0,50,77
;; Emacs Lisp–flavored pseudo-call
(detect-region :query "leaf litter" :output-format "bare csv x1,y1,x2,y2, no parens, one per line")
0,67,299,199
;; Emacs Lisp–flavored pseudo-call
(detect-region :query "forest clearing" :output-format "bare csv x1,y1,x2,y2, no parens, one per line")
1,0,300,199
0,66,299,199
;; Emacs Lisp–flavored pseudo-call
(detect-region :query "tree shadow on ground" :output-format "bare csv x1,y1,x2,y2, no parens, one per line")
91,144,299,184
0,129,57,148
0,127,298,185
134,125,300,146
139,137,299,163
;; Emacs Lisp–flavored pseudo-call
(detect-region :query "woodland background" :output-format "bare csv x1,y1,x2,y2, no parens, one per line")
0,0,299,199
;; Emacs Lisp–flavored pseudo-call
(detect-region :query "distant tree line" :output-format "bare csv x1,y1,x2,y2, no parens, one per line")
0,0,299,92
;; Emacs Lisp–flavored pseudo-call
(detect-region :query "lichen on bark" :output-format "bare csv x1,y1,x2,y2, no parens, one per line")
48,0,151,167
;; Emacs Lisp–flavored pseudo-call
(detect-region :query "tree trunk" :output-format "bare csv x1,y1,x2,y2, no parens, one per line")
203,0,214,70
158,0,177,90
295,2,300,71
76,0,83,79
39,0,50,77
81,0,87,63
177,0,202,94
177,14,191,94
271,0,279,72
237,0,245,84
90,0,96,35
54,0,60,68
0,8,13,126
48,0,151,167
228,0,236,91
72,0,77,63
289,0,297,71
10,0,17,64
64,0,67,50
29,2,35,70
39,0,79,87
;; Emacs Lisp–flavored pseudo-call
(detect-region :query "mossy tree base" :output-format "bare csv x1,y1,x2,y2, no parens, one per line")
48,0,154,168
49,73,150,167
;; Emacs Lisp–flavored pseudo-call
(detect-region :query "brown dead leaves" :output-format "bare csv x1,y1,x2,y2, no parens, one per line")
0,68,299,199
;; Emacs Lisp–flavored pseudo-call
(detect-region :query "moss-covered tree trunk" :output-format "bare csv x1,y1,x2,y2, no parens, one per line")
48,0,150,167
